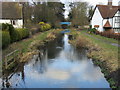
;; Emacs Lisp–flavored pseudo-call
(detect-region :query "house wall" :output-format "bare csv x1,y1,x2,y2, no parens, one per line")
113,10,120,33
0,19,23,28
91,7,104,32
103,18,113,27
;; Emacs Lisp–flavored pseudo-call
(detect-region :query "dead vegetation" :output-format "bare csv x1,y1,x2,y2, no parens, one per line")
19,29,62,63
69,30,119,88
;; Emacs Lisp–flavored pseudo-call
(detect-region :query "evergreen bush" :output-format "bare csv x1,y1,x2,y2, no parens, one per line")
15,28,29,40
1,31,10,48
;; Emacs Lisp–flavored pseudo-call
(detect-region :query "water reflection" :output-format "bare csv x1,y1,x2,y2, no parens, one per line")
1,34,110,88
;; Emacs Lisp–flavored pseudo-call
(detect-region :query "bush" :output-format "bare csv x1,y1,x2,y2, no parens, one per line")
40,25,46,31
15,28,29,40
46,24,51,30
2,23,17,42
1,31,10,48
95,30,120,40
0,24,2,30
38,22,51,32
89,25,92,29
39,22,45,25
88,28,97,34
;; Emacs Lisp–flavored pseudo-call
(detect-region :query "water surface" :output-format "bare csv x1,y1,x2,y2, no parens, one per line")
1,34,110,88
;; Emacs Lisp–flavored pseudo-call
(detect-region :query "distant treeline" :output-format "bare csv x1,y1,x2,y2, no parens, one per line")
23,2,65,28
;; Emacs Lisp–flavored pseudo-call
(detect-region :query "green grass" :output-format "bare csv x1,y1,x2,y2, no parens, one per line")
18,31,48,52
81,30,119,44
3,29,62,57
69,29,119,88
70,29,118,71
2,29,62,69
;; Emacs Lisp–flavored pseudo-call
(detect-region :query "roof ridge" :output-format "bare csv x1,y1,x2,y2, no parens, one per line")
96,5,119,19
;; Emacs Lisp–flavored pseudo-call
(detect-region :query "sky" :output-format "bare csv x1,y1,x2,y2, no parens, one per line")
60,0,119,6
60,0,119,18
1,0,119,18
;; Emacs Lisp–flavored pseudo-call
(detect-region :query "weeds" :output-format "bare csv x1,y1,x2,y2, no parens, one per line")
69,29,119,88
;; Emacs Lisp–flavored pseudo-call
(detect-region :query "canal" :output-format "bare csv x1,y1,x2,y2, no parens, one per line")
1,34,110,88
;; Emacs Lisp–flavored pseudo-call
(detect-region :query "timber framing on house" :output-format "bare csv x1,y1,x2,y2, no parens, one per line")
91,0,120,33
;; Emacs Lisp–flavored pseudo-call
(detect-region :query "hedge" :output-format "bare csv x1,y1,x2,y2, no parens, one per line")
15,28,29,41
2,23,17,42
1,31,10,48
0,23,30,49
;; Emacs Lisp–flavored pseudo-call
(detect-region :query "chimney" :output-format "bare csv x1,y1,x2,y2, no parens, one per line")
108,0,112,6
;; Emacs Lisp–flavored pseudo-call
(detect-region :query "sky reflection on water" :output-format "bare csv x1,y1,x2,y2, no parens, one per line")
2,34,110,88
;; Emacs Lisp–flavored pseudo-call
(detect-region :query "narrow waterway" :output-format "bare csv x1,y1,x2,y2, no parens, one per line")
1,34,110,88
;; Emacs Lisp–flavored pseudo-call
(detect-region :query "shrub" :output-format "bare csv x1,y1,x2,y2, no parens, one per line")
40,25,47,31
95,30,120,40
39,22,51,32
91,28,97,33
40,25,45,31
89,25,92,29
1,31,10,48
2,23,17,42
15,28,29,40
0,25,1,28
88,28,97,34
39,22,45,25
46,24,51,30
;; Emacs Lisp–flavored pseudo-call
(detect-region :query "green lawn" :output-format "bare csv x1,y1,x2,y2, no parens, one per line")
3,29,62,57
81,30,119,44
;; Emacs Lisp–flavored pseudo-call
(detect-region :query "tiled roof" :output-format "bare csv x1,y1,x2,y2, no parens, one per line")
0,2,22,19
96,5,120,19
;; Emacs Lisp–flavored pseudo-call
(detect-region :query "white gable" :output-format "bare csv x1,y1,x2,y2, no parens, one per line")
91,7,104,32
91,6,120,33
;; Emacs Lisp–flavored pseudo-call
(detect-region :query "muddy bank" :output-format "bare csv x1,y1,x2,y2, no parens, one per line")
69,30,119,88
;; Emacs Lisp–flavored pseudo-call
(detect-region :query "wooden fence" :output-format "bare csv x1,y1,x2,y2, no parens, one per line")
4,49,21,70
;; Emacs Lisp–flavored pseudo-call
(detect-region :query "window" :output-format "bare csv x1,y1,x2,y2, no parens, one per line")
11,20,16,25
113,28,120,33
13,20,15,25
114,16,120,23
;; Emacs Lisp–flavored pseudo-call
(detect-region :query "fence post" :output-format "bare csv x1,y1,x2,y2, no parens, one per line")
4,57,7,69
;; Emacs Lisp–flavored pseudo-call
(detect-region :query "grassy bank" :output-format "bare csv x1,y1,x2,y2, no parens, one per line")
69,29,119,88
2,29,62,69
80,30,119,44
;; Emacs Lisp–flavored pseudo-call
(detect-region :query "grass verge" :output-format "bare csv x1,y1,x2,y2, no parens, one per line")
69,29,119,88
2,29,62,69
80,30,119,44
